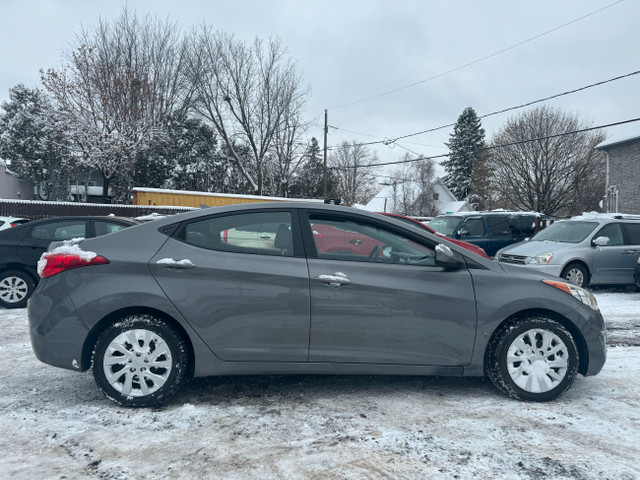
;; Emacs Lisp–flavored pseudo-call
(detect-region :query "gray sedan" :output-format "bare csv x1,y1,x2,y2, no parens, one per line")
497,213,640,288
29,203,606,407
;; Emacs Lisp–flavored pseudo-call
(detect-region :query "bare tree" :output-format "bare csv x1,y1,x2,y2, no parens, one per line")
388,155,437,216
271,113,311,197
330,141,379,206
190,28,310,195
41,8,192,201
489,106,606,217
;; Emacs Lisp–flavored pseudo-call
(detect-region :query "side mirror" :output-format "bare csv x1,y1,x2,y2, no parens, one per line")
457,229,468,238
592,236,610,246
435,244,465,269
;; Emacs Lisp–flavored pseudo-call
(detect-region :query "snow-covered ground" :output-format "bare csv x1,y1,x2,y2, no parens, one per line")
1,291,639,479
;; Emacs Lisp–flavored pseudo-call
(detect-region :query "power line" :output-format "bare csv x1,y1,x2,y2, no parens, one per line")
327,69,640,150
334,118,640,169
328,124,448,149
327,0,624,110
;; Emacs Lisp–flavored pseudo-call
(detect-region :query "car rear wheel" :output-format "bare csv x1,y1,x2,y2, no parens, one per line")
485,316,579,402
0,270,35,309
92,314,189,407
561,263,589,288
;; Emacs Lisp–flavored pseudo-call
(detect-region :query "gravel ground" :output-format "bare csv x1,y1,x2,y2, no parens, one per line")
0,291,639,479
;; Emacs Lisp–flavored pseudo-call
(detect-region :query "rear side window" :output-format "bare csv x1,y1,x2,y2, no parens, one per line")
487,215,511,236
30,221,86,241
622,223,640,245
180,211,293,256
517,215,538,235
95,221,130,236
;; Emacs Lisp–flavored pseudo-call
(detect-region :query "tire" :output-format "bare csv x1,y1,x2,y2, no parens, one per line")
92,314,189,407
485,316,579,402
0,270,35,309
561,263,589,288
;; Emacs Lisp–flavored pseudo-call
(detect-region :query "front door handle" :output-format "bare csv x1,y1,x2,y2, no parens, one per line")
622,249,639,255
156,258,196,270
314,272,351,287
349,239,362,245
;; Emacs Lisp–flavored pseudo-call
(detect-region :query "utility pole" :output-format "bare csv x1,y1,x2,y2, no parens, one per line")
323,109,328,199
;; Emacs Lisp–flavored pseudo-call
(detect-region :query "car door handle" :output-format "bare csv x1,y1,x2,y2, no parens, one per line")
622,249,639,254
349,239,362,245
156,258,196,270
259,234,271,239
314,272,351,287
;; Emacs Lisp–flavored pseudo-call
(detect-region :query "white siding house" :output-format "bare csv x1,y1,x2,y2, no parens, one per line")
362,178,473,215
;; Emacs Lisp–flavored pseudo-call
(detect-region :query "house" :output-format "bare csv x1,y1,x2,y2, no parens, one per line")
362,177,473,215
0,160,33,200
596,126,640,214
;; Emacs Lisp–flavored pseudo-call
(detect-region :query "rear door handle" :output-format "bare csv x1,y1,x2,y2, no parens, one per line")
314,272,351,287
156,258,196,270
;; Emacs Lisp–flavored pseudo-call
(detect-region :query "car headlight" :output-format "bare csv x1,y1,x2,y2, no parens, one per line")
530,252,553,264
542,279,599,311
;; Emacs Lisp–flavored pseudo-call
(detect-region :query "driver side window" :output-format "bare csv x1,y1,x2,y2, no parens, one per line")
595,223,623,246
308,214,435,265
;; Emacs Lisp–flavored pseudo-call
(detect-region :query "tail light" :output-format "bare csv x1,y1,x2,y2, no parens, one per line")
38,253,110,278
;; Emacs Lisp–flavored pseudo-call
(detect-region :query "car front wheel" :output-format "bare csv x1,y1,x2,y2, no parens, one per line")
485,316,579,402
561,263,588,288
92,314,189,407
0,270,35,309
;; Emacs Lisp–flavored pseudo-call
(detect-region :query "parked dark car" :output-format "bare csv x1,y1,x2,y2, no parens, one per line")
29,203,605,407
426,211,547,257
379,212,490,258
635,255,640,289
0,216,138,308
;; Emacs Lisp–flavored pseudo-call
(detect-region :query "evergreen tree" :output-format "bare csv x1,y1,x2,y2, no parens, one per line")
0,84,69,198
290,138,338,199
442,107,485,201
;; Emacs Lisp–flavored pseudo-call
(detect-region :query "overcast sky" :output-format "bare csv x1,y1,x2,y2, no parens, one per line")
1,0,638,176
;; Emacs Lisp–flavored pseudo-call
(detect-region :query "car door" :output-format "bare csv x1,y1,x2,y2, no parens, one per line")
149,209,311,362
17,219,88,267
302,211,478,366
591,223,631,283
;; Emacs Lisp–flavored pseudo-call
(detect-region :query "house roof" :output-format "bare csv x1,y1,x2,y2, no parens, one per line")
596,124,640,149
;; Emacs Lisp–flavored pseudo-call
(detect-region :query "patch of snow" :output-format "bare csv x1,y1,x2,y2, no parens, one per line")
156,258,195,267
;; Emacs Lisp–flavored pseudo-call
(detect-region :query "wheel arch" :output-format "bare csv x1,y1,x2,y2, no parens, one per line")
81,306,195,377
560,260,591,285
485,308,590,376
0,264,38,284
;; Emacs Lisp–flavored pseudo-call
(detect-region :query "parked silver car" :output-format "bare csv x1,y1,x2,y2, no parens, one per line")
29,203,606,407
496,213,640,288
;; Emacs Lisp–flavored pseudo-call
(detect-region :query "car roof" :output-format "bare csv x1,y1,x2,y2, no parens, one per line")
4,216,138,230
567,212,640,223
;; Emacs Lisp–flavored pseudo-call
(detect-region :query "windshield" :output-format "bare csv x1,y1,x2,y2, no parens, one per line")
530,221,598,243
426,216,462,236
